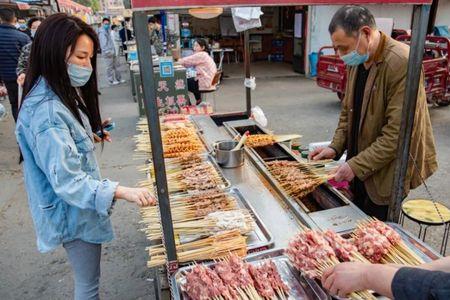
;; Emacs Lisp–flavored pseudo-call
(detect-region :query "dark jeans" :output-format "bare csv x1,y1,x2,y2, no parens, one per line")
4,80,19,122
187,77,201,103
352,178,389,221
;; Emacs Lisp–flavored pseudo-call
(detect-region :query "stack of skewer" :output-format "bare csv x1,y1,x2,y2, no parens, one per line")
147,230,247,267
182,254,290,300
266,160,332,200
138,161,226,194
352,218,424,265
286,229,376,300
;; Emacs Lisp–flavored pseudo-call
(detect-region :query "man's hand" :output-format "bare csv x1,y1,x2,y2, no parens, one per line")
321,262,370,298
308,147,337,161
17,73,26,86
330,162,355,182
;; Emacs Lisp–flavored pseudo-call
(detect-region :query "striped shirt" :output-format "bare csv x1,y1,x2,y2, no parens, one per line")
179,51,217,91
0,24,30,81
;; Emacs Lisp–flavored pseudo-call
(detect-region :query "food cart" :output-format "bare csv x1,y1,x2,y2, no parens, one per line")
127,1,438,299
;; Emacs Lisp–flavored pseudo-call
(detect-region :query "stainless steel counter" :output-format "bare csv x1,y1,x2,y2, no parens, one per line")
192,115,303,247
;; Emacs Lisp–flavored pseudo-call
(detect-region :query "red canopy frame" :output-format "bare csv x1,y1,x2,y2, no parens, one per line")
130,1,432,290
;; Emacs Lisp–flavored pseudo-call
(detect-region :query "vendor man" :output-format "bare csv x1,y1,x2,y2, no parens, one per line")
310,5,437,220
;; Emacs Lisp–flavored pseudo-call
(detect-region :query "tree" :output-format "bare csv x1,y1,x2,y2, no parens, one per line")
90,0,100,12
73,0,92,8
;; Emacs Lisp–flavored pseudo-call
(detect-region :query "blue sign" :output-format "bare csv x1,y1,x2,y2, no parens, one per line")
159,57,174,78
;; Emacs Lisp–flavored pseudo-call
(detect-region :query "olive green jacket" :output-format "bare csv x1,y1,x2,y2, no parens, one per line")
329,32,438,205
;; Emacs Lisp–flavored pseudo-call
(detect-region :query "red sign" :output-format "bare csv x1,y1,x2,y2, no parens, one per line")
131,0,431,9
16,1,31,10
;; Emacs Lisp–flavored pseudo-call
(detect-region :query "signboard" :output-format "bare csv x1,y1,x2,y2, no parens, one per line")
14,0,43,4
131,0,431,10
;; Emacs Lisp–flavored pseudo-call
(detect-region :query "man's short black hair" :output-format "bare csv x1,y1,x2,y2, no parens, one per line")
102,17,110,23
329,5,376,36
27,16,44,29
0,8,16,23
148,14,161,24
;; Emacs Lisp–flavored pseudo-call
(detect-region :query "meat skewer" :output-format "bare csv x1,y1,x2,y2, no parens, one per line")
143,209,256,241
323,230,369,263
355,218,424,265
147,230,247,268
266,160,330,200
286,230,376,300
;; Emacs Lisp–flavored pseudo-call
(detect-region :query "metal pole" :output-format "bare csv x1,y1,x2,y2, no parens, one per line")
427,0,439,34
132,10,178,275
388,5,430,222
160,10,167,55
244,30,251,117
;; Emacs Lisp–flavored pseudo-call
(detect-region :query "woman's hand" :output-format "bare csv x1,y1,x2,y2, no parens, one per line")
93,118,112,143
17,73,26,86
115,186,156,207
93,131,112,143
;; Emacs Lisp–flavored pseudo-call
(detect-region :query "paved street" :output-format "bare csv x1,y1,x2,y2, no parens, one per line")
1,59,450,299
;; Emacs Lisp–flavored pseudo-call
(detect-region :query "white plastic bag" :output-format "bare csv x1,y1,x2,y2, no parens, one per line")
251,106,268,127
231,7,263,32
244,77,256,90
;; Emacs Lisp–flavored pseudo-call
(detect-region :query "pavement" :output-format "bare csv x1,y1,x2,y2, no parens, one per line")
0,59,450,299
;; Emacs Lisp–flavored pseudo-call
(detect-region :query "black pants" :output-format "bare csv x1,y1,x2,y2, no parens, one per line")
187,78,201,103
4,80,19,122
352,178,389,221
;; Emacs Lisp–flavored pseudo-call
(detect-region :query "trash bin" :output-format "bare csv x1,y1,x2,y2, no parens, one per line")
309,52,319,77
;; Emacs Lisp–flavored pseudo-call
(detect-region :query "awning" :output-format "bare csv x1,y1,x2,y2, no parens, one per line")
16,1,31,9
131,0,432,10
57,0,92,14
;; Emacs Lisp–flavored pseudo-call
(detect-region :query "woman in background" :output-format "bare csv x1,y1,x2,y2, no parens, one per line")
16,14,155,300
17,17,45,87
178,38,217,105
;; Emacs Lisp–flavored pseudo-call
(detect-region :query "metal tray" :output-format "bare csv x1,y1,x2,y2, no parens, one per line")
228,187,275,253
146,154,231,196
388,222,441,262
171,248,329,300
168,187,274,255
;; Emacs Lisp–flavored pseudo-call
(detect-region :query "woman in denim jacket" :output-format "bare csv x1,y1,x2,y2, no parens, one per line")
15,14,155,300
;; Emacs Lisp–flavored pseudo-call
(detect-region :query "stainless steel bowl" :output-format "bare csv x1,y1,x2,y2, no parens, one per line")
213,140,244,168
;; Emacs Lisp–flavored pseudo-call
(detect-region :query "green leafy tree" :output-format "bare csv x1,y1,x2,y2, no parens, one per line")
73,0,92,8
90,0,100,12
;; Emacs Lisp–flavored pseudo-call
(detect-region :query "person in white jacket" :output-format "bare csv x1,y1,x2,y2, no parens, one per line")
98,18,124,85
110,25,122,57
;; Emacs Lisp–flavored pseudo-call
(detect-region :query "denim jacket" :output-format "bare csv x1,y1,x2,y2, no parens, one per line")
15,78,118,253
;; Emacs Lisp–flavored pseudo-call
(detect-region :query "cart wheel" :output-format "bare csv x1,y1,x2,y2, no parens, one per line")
337,92,344,101
437,99,450,107
436,97,450,107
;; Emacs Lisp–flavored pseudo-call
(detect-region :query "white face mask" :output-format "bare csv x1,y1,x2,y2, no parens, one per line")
31,29,37,38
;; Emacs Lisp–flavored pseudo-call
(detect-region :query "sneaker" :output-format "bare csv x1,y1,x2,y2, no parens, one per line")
119,79,126,84
109,81,120,86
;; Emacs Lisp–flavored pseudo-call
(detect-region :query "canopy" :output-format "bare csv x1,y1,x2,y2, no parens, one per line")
58,0,92,14
131,0,432,10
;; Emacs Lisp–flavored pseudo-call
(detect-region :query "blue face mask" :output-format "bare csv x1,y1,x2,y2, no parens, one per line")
67,63,93,87
341,33,370,66
103,24,110,30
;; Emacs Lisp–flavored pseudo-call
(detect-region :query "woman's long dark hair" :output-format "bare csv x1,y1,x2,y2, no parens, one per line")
22,13,102,133
195,38,210,52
